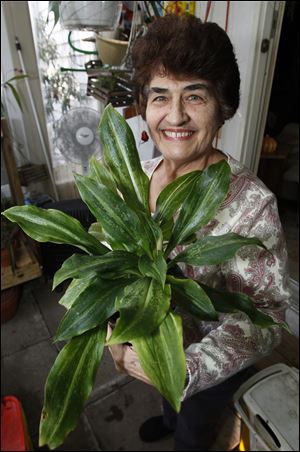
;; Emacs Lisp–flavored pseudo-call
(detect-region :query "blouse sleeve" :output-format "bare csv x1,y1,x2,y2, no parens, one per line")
182,192,291,400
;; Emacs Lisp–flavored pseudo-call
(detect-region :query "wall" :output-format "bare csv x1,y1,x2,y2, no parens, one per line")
195,1,282,169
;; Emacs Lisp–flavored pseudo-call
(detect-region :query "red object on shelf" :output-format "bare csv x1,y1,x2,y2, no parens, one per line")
1,396,32,451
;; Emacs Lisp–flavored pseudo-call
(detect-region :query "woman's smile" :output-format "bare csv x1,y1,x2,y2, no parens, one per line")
161,128,196,141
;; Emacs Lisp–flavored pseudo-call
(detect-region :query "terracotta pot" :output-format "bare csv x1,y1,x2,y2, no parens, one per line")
1,285,22,323
1,247,11,268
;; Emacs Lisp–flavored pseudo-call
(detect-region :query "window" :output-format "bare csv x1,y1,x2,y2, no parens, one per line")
29,1,103,199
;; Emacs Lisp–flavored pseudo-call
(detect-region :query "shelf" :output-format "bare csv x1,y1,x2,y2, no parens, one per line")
85,59,134,107
1,240,42,291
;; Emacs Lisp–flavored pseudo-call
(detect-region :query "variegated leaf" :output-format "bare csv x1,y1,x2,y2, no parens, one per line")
165,160,231,255
99,104,150,214
39,325,106,449
173,233,266,266
54,278,134,342
53,251,140,289
2,206,108,255
107,278,171,344
167,275,218,321
132,312,186,412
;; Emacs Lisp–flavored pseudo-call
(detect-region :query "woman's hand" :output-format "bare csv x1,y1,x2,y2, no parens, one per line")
106,323,153,386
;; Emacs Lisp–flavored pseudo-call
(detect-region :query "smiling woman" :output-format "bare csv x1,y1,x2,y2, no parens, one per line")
106,13,292,451
145,75,222,174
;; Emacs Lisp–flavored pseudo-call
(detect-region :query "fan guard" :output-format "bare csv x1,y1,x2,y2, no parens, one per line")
54,107,102,172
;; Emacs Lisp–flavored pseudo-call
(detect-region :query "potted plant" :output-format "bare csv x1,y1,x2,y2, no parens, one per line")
2,105,289,449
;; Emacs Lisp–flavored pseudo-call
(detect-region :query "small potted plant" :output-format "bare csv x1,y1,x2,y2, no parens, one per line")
2,105,289,449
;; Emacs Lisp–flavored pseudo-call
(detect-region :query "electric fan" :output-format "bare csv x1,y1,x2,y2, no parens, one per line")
54,106,102,174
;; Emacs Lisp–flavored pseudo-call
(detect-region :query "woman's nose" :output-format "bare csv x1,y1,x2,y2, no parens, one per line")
166,99,188,125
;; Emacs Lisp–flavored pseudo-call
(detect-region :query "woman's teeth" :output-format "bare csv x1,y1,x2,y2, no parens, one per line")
163,131,194,138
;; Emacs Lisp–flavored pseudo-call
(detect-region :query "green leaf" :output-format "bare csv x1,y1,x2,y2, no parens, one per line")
108,278,171,344
138,211,164,257
5,82,24,112
165,160,231,256
39,324,106,449
161,217,174,242
53,251,140,289
138,252,167,288
58,275,98,309
87,222,106,243
89,155,118,195
4,74,29,83
153,170,201,225
2,206,108,255
199,283,288,329
74,174,146,254
54,278,133,342
166,275,218,321
99,104,150,214
173,233,267,266
132,312,186,412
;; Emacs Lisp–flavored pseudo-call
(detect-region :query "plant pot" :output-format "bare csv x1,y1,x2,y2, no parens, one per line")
95,33,128,66
1,285,22,324
1,247,11,267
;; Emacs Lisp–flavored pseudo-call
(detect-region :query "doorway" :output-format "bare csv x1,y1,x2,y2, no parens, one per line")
257,2,299,282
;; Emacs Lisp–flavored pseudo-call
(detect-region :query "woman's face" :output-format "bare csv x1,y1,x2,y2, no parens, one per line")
145,74,221,164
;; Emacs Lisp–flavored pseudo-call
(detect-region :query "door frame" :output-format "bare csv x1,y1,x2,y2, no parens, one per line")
240,1,286,173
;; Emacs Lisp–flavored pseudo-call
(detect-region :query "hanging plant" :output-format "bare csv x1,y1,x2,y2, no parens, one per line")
2,104,289,449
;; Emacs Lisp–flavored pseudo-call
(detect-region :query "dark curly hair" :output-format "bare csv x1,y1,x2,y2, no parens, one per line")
131,14,240,122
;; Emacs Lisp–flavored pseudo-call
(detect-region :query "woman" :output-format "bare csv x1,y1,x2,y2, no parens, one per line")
107,14,290,450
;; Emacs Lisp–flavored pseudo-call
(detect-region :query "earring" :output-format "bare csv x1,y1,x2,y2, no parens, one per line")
141,130,149,142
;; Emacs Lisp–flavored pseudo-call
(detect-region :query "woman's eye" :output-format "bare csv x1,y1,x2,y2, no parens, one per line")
153,96,167,103
187,94,205,102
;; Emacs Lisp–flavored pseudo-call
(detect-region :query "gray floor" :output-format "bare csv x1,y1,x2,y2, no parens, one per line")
1,277,176,451
1,200,298,451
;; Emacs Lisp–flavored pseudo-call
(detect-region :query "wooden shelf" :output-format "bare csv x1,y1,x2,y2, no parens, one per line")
1,240,42,290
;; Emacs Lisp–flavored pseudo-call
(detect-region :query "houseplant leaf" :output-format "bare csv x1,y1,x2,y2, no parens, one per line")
132,311,186,412
138,251,167,288
165,160,231,255
54,277,135,342
39,324,106,449
58,275,98,310
153,170,201,225
52,251,140,289
199,282,289,330
138,211,164,258
99,104,150,214
89,155,118,195
87,222,106,242
172,233,266,266
2,206,108,255
74,174,147,254
166,275,219,321
107,278,171,344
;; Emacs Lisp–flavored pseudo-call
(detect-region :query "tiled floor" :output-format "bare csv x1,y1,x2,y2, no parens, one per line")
1,201,298,451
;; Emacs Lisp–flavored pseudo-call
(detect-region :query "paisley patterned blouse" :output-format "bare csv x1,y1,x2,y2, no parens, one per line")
142,153,291,400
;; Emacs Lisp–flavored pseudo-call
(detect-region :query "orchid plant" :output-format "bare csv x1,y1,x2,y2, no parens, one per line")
2,104,288,449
